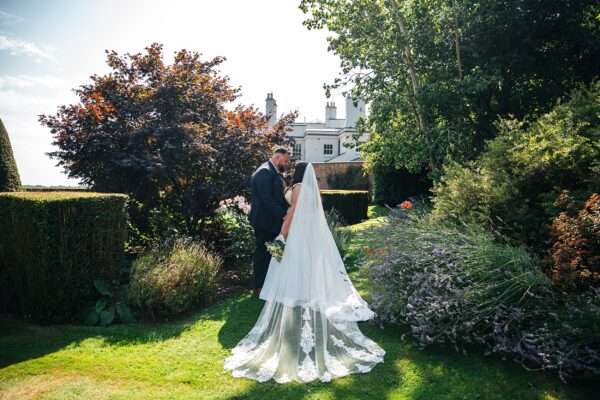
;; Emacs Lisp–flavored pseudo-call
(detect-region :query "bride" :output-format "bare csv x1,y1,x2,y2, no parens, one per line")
224,162,384,383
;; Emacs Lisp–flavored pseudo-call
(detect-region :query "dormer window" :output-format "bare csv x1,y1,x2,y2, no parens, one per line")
323,143,333,155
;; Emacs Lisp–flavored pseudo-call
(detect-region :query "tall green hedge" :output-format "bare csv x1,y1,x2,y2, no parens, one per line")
0,118,21,192
372,165,431,206
320,190,369,225
0,192,128,323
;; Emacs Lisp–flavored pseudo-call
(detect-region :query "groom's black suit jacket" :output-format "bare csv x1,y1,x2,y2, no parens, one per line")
249,161,288,235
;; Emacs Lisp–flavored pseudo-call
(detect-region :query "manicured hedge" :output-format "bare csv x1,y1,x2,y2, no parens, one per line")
0,118,21,192
0,192,128,323
320,190,369,225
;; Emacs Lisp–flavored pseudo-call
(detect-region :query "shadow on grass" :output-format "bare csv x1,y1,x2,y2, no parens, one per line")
217,298,402,400
217,296,598,400
0,293,247,369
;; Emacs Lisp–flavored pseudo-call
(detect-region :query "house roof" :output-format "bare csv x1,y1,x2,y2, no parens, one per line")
327,151,363,162
305,128,343,136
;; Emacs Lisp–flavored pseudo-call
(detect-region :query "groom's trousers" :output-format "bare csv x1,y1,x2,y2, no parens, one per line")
253,229,278,289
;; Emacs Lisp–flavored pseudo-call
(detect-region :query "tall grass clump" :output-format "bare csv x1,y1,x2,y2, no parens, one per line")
369,213,600,381
128,239,222,319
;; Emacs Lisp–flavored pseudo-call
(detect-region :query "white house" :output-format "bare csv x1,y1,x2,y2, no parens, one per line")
265,93,369,162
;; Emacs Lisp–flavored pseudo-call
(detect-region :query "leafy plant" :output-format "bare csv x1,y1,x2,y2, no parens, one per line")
321,190,369,224
301,0,600,176
368,213,600,381
39,43,296,242
326,165,369,190
128,239,222,319
550,192,600,289
432,82,600,251
85,279,135,326
213,196,255,272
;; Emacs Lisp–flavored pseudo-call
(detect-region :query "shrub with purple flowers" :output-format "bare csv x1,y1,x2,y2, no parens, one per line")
368,213,600,381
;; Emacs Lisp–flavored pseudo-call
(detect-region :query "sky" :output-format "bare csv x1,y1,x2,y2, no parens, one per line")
0,0,346,186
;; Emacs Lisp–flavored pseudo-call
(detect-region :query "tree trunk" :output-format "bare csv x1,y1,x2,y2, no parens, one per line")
453,0,463,80
387,0,426,133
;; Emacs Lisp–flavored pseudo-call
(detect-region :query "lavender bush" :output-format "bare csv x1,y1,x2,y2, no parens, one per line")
368,214,600,381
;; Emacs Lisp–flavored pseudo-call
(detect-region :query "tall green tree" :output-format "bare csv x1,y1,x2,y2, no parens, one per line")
40,44,295,237
0,118,21,192
300,0,600,177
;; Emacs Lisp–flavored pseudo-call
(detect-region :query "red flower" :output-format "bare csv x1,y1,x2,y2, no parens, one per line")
399,200,413,209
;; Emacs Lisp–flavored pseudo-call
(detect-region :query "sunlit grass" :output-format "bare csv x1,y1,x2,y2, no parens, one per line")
0,208,596,399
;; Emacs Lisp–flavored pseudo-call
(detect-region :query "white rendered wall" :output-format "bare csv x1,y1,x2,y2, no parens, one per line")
304,135,339,162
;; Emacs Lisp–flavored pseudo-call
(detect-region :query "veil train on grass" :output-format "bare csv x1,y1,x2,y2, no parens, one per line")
224,163,384,383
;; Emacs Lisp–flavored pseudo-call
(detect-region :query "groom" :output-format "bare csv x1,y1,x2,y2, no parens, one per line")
249,147,290,296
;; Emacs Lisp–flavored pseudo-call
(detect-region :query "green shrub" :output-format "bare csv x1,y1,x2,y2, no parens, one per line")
128,239,222,319
320,190,369,225
369,214,600,380
326,165,369,190
371,164,431,206
0,118,21,192
550,192,600,289
432,82,600,250
213,196,254,272
0,192,128,323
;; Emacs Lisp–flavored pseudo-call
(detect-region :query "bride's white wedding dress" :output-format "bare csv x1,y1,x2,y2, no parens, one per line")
224,163,384,383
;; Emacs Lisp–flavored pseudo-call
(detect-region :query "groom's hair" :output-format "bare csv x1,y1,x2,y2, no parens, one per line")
272,146,289,156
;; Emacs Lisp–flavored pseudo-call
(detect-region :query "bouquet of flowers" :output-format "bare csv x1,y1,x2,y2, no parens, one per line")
265,234,286,262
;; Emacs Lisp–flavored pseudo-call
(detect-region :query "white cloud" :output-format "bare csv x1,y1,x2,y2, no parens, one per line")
0,10,24,26
0,75,65,90
0,35,54,61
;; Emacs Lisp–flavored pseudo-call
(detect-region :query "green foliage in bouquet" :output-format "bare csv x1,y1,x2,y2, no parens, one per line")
265,238,285,263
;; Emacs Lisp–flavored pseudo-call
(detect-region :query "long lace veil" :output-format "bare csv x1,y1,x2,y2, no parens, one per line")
224,163,384,383
259,163,374,320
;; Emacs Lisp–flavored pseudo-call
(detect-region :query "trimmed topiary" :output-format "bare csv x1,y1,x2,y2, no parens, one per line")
0,118,21,192
0,191,128,323
320,190,369,225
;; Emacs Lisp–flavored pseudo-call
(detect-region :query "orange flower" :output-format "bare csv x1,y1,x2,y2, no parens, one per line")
399,200,413,209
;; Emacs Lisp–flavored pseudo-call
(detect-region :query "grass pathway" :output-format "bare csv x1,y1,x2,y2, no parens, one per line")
0,209,595,400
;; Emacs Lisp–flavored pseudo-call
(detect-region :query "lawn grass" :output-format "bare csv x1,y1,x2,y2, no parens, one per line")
0,206,596,400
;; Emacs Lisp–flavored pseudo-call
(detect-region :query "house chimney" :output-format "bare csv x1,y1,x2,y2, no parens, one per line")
325,101,337,121
266,92,277,127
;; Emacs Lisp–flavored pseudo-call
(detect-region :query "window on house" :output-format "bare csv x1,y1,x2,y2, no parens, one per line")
323,143,333,155
292,143,302,158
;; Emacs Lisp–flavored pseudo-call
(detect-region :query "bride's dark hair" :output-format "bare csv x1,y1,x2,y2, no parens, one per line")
292,162,308,185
